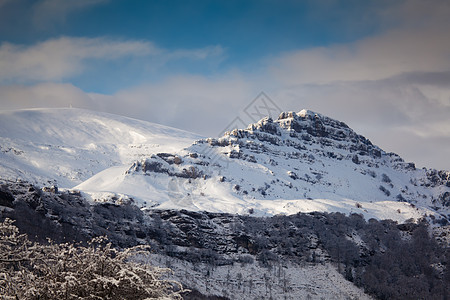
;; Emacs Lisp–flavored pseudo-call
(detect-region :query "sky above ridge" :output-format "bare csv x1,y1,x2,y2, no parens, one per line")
0,0,450,170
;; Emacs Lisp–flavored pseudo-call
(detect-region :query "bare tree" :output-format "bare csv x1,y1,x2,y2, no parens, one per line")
0,218,184,299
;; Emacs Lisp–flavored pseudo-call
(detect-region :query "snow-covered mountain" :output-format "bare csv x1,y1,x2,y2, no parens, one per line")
73,109,450,223
2,107,449,299
0,108,202,187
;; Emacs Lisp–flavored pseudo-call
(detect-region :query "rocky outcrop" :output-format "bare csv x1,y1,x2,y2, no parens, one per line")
423,169,450,188
127,155,204,179
211,109,387,165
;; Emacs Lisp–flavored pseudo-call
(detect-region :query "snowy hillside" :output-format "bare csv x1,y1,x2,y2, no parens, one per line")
75,109,450,223
0,108,202,187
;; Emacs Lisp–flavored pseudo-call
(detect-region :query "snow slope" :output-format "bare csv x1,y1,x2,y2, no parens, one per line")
75,109,450,222
0,108,202,187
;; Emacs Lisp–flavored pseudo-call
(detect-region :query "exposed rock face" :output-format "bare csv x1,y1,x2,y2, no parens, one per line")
197,109,386,164
0,189,14,208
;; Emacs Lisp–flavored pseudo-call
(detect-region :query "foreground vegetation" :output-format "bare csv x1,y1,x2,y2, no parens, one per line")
0,218,184,299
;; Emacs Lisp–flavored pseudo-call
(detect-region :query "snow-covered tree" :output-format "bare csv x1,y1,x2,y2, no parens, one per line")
0,218,184,299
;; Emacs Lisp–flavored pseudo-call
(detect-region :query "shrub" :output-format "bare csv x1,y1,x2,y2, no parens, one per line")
379,185,391,197
381,173,391,183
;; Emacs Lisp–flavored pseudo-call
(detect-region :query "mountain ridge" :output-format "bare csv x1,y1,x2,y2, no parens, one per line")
73,108,449,223
1,107,448,222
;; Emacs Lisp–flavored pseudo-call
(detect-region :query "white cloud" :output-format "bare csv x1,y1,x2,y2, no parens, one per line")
0,37,225,83
167,46,225,61
0,37,155,82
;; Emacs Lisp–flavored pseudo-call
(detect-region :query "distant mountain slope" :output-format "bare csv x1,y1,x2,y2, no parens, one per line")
0,108,203,187
76,109,450,222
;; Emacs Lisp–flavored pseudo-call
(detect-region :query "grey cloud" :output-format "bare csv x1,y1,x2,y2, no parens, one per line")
271,27,450,86
273,74,450,170
392,71,450,88
270,0,450,86
0,83,96,110
264,0,450,170
382,0,450,29
89,74,256,136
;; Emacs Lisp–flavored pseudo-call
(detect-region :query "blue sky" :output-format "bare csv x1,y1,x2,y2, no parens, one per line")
0,0,389,93
1,0,450,170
